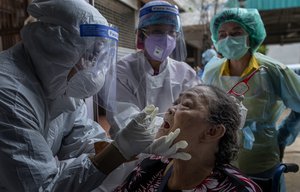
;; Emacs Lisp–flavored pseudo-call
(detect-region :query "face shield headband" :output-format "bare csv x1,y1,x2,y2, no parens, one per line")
139,4,180,31
139,4,179,15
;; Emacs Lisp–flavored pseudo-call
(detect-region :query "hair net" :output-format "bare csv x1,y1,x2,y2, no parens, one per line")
210,8,266,53
138,0,180,32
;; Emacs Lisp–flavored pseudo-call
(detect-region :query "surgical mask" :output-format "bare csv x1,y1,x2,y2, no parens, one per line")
66,69,105,99
216,35,250,60
144,34,176,62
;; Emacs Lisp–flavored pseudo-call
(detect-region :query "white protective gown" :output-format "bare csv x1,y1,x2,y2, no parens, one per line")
0,0,113,190
0,43,109,192
116,51,200,112
109,51,201,137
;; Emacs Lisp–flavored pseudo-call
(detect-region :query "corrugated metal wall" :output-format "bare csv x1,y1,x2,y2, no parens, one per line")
0,0,137,54
0,0,28,51
94,0,136,50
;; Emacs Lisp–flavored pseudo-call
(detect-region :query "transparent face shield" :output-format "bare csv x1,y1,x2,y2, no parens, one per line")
66,24,118,111
169,26,187,62
137,4,187,61
93,24,119,113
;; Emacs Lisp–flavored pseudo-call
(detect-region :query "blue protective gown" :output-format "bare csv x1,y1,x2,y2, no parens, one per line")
203,52,300,174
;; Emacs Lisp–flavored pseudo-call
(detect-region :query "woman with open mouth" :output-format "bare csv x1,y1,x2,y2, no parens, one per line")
113,84,262,192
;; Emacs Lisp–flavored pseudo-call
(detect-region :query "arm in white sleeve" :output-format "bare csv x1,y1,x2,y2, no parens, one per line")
0,90,107,192
107,101,141,139
57,102,109,159
107,59,144,138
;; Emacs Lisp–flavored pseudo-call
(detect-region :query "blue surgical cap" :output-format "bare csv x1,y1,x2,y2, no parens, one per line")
210,8,266,53
138,0,181,32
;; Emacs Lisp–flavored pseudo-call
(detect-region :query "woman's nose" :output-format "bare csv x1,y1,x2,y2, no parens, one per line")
168,107,176,115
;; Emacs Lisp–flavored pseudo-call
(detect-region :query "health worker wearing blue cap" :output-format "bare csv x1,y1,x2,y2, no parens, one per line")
108,0,201,138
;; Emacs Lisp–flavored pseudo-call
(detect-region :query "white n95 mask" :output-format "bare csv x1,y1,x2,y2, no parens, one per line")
66,69,105,99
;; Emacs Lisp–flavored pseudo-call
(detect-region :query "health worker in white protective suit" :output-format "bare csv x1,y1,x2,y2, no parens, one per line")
108,0,201,138
0,0,190,191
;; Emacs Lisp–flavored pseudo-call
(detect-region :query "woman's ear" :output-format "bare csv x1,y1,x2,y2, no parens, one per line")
202,124,226,142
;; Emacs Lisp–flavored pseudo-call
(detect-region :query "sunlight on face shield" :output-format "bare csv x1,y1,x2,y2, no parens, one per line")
65,24,118,99
75,39,107,71
77,24,118,73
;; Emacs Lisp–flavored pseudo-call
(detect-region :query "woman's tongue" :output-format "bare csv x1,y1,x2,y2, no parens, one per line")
164,121,170,129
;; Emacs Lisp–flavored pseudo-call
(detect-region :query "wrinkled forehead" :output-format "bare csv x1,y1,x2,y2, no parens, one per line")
179,86,217,102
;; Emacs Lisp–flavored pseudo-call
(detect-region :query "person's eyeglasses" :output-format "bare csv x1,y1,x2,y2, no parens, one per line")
141,29,179,38
227,65,268,96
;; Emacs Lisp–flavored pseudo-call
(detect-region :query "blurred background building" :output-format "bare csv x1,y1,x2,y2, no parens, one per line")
1,1,300,190
2,0,300,66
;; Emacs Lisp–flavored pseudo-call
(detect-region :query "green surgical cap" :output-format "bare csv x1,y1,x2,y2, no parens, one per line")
210,8,266,53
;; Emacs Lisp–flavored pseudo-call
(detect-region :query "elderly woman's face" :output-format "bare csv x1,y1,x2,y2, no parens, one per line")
218,22,247,40
158,87,216,148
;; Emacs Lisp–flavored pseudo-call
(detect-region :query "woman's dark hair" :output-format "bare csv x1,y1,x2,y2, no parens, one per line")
193,84,241,165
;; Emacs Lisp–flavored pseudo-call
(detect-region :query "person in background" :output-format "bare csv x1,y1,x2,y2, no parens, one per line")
197,48,218,79
113,85,262,192
0,0,188,191
108,0,201,138
202,8,300,191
